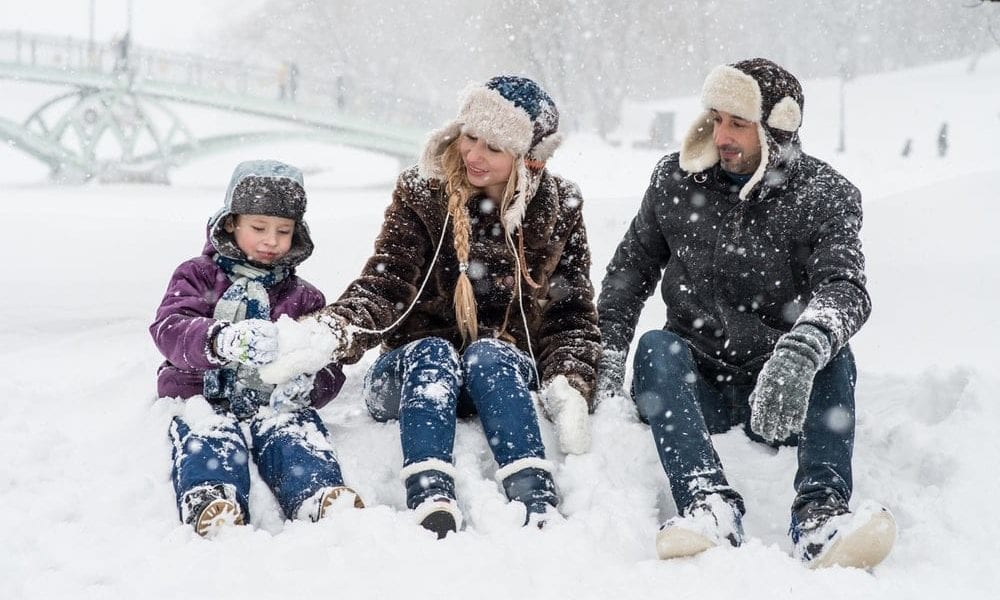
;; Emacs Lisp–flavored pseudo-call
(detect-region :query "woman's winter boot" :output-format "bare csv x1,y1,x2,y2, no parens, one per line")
401,459,462,539
497,458,560,528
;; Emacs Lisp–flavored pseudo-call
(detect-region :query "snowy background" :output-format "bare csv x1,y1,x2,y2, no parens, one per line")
3,3,1000,599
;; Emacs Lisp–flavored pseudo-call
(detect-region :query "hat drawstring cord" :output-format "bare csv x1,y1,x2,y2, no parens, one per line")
505,228,541,390
350,212,452,337
349,205,542,392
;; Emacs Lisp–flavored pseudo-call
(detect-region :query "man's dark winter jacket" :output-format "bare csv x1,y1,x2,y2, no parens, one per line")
318,166,602,405
598,152,871,385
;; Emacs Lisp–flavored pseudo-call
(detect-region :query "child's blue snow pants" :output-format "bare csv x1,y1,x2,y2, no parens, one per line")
169,406,347,521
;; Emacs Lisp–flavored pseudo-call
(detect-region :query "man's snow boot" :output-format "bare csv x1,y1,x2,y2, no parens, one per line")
656,493,744,559
498,461,560,529
297,485,365,522
403,460,462,539
181,483,245,538
791,496,896,569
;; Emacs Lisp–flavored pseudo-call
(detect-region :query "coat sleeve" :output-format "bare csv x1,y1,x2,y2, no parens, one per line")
535,181,601,408
596,158,674,390
149,260,228,371
312,174,434,363
794,177,872,357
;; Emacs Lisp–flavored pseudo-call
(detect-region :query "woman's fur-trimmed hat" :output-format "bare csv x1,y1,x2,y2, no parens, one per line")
680,58,805,200
419,75,562,231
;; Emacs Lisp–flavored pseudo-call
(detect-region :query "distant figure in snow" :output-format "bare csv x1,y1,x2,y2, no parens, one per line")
596,58,895,568
112,31,131,74
937,122,949,157
287,61,299,102
269,76,600,538
150,159,363,537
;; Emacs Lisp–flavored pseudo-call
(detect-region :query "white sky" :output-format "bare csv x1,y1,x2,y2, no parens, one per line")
0,0,263,51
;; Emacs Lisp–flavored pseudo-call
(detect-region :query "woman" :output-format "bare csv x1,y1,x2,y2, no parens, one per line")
311,76,600,537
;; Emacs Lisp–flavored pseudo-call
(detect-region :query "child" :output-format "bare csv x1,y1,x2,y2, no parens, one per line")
150,159,363,537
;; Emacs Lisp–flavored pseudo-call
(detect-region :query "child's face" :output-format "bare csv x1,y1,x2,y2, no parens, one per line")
225,214,296,264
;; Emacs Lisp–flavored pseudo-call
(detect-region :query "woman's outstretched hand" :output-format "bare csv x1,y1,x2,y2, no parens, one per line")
541,375,592,455
257,315,348,384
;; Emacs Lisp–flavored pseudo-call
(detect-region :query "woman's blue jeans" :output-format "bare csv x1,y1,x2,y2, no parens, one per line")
364,337,546,470
631,329,856,515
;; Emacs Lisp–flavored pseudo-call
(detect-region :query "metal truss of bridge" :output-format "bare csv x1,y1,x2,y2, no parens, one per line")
0,31,435,183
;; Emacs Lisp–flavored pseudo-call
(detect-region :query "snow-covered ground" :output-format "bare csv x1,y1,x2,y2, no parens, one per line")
2,53,999,599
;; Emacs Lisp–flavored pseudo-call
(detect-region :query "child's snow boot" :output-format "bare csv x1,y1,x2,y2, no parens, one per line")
656,493,744,559
297,485,365,522
181,483,245,537
497,459,560,529
402,459,462,539
791,496,896,569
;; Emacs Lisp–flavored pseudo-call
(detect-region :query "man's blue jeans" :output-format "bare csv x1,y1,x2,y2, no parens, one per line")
364,337,546,470
631,329,856,515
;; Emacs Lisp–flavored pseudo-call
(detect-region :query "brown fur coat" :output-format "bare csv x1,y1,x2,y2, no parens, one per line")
318,166,601,405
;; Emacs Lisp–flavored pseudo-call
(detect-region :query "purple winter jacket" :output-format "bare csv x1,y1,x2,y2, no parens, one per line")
150,240,345,408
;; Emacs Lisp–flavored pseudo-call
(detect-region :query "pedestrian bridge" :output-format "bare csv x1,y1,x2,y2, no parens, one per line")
0,30,436,182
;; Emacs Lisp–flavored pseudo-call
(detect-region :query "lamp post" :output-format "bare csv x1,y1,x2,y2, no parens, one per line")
836,47,850,154
88,0,96,67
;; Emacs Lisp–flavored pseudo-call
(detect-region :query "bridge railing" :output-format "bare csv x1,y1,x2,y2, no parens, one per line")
0,30,443,128
0,30,113,72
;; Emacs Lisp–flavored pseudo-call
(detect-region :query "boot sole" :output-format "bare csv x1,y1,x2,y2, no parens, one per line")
420,510,458,539
195,498,244,537
810,508,897,569
317,486,365,521
656,527,716,559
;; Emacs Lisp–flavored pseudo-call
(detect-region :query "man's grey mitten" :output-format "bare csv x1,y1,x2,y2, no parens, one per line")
749,324,832,443
595,348,627,401
214,319,279,367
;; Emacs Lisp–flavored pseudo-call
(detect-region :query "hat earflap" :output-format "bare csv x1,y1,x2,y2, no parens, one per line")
418,123,461,181
767,96,802,132
737,123,770,201
504,157,531,233
679,111,718,173
528,131,563,163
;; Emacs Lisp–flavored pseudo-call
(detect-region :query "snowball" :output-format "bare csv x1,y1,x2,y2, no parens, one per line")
257,315,338,384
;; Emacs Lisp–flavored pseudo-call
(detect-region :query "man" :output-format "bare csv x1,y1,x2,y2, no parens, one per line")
597,58,895,569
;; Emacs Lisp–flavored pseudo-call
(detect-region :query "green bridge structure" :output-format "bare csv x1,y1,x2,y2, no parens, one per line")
0,30,435,183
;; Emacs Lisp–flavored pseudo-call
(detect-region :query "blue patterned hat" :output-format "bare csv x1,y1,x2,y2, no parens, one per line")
419,75,563,230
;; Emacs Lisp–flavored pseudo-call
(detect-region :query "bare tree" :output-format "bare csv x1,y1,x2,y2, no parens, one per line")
213,0,992,138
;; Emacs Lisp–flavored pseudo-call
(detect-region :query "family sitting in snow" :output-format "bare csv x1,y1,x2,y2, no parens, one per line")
150,61,895,570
